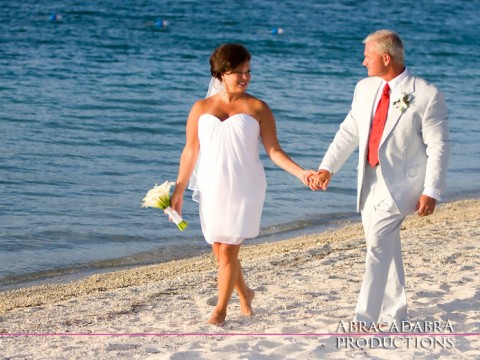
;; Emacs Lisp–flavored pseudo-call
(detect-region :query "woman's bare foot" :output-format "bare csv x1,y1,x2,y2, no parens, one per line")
208,308,226,326
240,288,255,317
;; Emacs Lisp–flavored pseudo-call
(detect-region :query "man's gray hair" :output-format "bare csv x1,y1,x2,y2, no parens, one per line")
363,30,405,65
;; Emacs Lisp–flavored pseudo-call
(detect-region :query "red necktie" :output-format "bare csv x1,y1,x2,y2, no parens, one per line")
367,83,390,167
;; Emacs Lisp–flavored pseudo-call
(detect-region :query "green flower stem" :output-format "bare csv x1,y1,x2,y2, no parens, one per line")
165,207,189,231
177,221,189,231
157,195,171,210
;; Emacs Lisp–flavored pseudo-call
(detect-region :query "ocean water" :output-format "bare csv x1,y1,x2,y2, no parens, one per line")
1,0,479,288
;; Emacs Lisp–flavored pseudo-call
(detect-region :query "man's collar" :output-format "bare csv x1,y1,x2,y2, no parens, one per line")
386,67,409,93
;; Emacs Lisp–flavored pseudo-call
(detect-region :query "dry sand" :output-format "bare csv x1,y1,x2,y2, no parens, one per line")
0,199,479,359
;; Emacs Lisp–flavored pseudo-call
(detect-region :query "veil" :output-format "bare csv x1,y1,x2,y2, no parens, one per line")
206,76,223,97
187,77,222,202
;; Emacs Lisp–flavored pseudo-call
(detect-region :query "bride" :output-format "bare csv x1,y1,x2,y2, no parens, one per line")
170,43,314,326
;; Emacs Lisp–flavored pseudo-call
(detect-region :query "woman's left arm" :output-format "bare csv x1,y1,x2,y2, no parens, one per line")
259,102,314,184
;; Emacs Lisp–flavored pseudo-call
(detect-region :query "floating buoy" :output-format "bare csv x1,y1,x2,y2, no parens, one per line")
271,27,284,35
49,13,62,22
154,19,169,29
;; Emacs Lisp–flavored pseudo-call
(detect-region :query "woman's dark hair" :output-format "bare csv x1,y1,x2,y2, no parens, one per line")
210,44,251,80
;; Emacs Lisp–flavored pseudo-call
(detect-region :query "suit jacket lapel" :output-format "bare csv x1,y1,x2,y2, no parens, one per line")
380,74,416,144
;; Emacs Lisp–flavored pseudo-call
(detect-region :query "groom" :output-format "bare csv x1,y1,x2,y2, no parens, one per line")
309,30,449,326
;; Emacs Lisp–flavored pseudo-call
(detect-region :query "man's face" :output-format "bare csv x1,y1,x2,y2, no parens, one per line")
362,41,387,77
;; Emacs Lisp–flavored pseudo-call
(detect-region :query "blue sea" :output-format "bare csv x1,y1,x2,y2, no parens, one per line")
1,0,479,289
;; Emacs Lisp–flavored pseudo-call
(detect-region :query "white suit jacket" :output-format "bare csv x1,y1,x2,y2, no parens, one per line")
319,73,450,216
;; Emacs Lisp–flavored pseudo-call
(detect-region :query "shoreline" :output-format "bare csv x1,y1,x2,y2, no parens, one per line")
1,198,478,312
1,192,477,293
1,199,479,358
0,210,361,293
0,218,364,314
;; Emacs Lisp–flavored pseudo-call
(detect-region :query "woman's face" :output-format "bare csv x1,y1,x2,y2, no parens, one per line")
222,60,251,94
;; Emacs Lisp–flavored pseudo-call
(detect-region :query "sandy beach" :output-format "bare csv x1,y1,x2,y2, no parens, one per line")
0,199,479,359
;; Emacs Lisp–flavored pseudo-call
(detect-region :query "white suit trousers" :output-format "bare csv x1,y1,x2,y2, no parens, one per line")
354,165,408,326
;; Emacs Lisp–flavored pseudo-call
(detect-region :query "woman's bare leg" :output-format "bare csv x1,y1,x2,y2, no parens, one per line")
209,243,239,325
209,243,254,325
236,261,255,316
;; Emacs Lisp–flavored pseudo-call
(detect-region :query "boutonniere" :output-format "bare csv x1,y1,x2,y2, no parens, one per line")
393,92,412,113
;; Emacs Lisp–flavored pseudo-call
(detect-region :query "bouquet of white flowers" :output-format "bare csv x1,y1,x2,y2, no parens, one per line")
141,181,189,231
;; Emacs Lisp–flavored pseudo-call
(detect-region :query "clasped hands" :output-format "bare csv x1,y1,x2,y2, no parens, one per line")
302,169,332,191
303,170,437,217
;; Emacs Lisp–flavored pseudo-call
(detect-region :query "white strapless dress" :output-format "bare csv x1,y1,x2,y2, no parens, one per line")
190,113,267,245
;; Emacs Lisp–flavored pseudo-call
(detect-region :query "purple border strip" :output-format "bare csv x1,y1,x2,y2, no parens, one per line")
1,333,479,337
